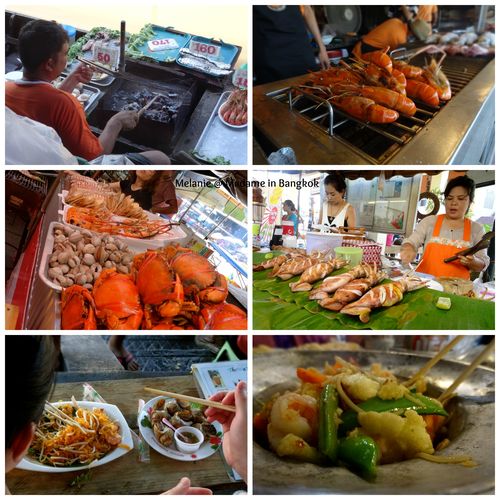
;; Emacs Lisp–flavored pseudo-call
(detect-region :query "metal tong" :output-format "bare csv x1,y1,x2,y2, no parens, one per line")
443,231,495,263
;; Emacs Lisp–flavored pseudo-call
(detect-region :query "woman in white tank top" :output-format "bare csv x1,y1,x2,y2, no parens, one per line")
317,173,356,232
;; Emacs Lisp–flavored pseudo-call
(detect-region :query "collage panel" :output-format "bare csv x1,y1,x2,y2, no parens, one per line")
252,334,494,494
253,5,494,165
252,169,495,331
6,4,248,165
6,169,248,331
6,334,248,494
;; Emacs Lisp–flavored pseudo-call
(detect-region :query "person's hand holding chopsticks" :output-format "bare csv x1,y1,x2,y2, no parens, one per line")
205,381,247,483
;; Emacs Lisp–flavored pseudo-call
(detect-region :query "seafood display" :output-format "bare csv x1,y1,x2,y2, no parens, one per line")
47,224,135,290
60,245,247,330
66,187,147,220
66,206,174,239
219,89,247,126
298,46,454,123
67,27,121,61
425,30,495,56
29,400,122,467
254,354,475,481
144,398,218,449
341,274,429,323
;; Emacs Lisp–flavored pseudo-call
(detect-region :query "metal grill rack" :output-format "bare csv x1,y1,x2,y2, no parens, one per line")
266,55,490,164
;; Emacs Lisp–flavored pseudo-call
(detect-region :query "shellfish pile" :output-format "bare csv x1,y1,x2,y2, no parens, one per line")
48,224,134,290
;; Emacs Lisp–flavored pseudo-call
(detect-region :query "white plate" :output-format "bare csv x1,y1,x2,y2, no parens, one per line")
218,103,247,129
138,396,223,462
18,401,133,472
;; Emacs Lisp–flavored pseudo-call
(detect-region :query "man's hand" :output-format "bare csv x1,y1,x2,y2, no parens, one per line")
162,477,212,495
69,63,93,84
205,381,247,482
109,110,140,131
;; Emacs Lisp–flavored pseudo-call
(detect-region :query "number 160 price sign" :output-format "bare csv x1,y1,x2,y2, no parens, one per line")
189,40,221,58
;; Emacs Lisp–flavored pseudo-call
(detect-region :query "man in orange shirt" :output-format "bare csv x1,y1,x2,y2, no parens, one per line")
352,6,416,59
6,20,169,164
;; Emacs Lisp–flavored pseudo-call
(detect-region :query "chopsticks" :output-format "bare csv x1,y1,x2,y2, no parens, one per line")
144,387,236,413
77,56,116,76
403,335,464,387
138,94,160,117
438,339,495,402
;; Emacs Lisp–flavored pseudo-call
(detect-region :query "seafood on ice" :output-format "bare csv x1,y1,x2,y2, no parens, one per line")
340,273,429,323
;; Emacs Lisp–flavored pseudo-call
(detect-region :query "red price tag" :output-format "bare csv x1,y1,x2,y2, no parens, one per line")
92,42,119,69
188,40,221,58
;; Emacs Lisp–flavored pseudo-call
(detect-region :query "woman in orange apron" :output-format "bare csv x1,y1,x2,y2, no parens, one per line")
400,176,489,278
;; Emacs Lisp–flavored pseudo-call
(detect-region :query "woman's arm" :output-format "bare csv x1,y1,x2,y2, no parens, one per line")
400,216,434,264
346,204,356,228
301,6,330,69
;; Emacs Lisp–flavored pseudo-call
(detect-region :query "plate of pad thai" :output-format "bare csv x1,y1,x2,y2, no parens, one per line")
253,345,494,494
19,399,133,472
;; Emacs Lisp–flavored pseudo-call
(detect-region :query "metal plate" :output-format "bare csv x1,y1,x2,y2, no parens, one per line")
253,350,495,495
193,91,247,165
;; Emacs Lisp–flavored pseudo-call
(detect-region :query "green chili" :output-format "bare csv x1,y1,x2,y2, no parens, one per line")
318,383,338,462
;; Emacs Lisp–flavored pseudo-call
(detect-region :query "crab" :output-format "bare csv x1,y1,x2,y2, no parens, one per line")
61,285,97,330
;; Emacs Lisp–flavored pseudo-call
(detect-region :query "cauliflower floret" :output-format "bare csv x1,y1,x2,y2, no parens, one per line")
377,381,407,400
343,373,380,401
358,410,434,463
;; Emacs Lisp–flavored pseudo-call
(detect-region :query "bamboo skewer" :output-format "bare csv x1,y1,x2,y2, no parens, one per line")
138,94,160,117
438,339,495,402
144,387,236,413
403,335,464,387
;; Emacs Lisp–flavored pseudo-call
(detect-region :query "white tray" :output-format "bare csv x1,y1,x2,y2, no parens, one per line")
39,221,144,293
59,203,188,250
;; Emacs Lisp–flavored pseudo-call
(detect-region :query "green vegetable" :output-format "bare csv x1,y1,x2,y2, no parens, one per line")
69,470,92,489
318,383,338,462
339,394,448,435
264,252,274,259
141,415,152,429
338,435,379,480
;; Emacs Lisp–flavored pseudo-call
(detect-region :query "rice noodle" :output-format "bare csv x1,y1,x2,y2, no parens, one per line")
416,452,477,467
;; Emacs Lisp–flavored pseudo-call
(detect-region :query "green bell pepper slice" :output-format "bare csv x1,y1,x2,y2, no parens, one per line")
338,435,379,480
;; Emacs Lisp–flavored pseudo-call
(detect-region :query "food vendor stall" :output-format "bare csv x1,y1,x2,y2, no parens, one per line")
252,169,495,330
253,5,494,165
252,335,494,494
6,335,247,494
5,170,248,330
5,8,248,165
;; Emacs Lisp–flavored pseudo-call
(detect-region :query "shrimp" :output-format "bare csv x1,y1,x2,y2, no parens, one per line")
360,46,393,73
331,96,399,124
267,393,318,451
406,79,440,107
393,60,423,80
356,86,416,116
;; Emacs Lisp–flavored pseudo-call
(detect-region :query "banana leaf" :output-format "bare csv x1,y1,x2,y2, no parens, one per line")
253,252,495,330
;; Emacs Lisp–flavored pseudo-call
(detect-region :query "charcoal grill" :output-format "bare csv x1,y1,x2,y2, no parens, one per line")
87,74,201,153
254,55,495,165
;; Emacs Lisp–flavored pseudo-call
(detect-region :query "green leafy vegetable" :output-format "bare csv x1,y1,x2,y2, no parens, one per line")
141,415,152,429
69,470,92,489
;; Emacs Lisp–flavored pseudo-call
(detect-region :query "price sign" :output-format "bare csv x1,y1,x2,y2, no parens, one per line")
232,67,247,89
92,41,120,70
147,38,179,52
188,40,221,59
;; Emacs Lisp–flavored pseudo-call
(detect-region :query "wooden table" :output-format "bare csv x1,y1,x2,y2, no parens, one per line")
7,376,241,495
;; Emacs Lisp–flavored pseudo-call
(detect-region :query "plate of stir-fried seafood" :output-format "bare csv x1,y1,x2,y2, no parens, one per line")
253,350,494,494
138,396,223,461
20,400,133,472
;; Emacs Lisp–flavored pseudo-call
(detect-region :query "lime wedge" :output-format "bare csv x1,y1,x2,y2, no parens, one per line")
436,297,451,310
265,253,274,259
